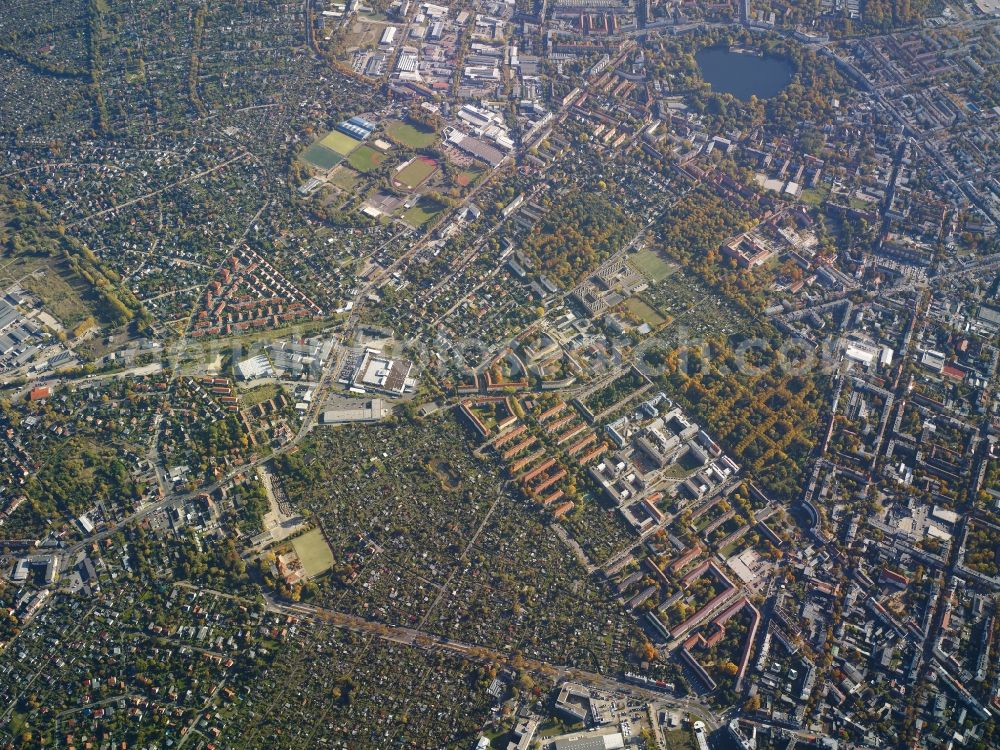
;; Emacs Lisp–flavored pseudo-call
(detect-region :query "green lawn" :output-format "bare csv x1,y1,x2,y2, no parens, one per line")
799,186,829,206
483,730,511,747
291,528,336,578
631,248,675,282
537,718,584,738
624,297,666,327
300,143,342,171
662,462,695,479
348,145,386,173
241,383,280,407
394,157,438,189
319,129,363,156
329,166,359,191
663,729,697,750
385,119,438,148
403,198,445,227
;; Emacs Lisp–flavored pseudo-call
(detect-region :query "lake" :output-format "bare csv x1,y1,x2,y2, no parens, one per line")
695,47,794,102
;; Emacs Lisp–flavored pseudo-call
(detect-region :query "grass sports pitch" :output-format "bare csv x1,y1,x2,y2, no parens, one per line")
300,142,343,170
291,528,335,577
348,146,386,173
631,247,676,282
385,119,437,148
394,157,438,189
319,129,363,156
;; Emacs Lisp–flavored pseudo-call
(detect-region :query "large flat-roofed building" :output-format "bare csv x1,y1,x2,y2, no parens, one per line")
236,354,276,381
351,348,415,396
693,721,710,750
554,682,591,723
447,130,504,167
337,119,374,140
396,52,419,74
348,115,377,132
321,399,386,423
0,300,18,332
551,732,625,750
11,559,28,582
269,338,335,377
506,717,539,750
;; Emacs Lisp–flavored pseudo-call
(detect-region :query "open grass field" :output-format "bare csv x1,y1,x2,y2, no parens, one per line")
394,157,438,189
0,255,94,330
22,263,96,329
403,198,445,226
799,186,829,206
624,297,667,327
348,145,386,173
301,142,343,171
662,729,697,750
328,166,359,191
319,129,363,156
241,383,281,407
384,119,437,148
291,528,336,578
631,248,676,282
338,23,385,58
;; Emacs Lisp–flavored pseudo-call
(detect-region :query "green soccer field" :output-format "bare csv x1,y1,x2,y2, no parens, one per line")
394,157,438,189
403,198,445,226
319,129,363,156
624,297,667,326
385,119,437,148
291,528,335,577
631,247,676,282
348,145,386,173
300,142,343,170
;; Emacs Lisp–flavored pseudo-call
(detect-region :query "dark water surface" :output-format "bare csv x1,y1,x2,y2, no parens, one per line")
695,47,794,101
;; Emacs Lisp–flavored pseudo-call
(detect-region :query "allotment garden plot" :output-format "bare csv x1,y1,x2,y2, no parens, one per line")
220,620,496,750
273,412,641,673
